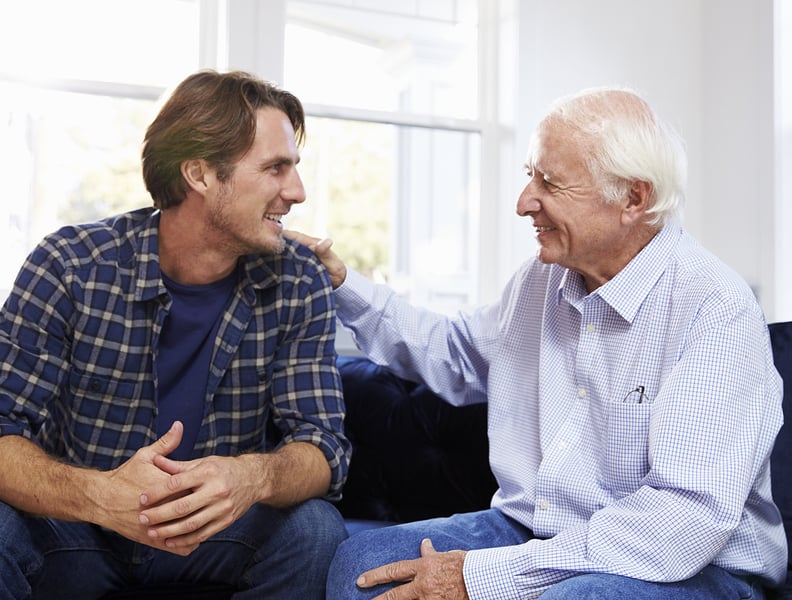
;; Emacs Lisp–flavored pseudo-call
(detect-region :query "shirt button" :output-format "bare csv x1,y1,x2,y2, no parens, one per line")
557,441,567,450
578,388,587,398
586,323,596,333
539,499,549,510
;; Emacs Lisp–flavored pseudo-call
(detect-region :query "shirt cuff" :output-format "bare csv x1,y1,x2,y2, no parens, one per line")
463,546,526,600
335,268,377,321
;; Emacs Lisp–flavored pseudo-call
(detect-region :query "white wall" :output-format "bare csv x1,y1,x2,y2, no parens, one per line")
501,0,779,319
700,1,776,316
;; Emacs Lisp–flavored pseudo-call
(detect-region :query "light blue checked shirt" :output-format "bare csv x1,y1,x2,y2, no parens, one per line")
335,225,787,598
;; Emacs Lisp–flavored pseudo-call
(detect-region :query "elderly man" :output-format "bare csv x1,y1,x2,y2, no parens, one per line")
291,87,787,599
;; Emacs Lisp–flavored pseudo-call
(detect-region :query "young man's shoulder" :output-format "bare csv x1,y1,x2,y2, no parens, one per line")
31,206,156,269
246,237,329,281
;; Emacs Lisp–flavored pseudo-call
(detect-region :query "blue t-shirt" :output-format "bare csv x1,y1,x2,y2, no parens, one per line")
157,269,237,460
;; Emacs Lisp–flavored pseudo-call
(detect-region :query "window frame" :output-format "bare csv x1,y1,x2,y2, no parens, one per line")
224,0,513,309
0,0,516,312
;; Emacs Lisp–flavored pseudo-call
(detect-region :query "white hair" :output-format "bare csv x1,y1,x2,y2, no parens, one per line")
541,86,687,226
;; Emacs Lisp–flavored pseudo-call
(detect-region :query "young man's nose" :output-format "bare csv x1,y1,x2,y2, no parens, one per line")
283,170,306,204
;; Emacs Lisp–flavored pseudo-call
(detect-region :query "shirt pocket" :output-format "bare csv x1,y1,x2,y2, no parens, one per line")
60,368,144,468
68,368,139,409
213,364,273,410
209,365,273,450
601,401,652,497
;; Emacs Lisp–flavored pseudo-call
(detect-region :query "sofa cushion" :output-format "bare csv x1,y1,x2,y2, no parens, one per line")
770,321,792,596
336,355,497,523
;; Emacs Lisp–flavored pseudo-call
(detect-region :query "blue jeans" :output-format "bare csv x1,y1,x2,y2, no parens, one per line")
0,498,347,600
326,509,765,599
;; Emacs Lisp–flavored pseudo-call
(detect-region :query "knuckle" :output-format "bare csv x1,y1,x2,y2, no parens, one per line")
185,517,201,532
385,562,403,579
203,462,220,478
175,497,192,516
219,497,235,514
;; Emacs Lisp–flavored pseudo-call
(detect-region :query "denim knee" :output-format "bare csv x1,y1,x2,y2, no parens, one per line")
285,498,348,564
240,499,348,600
0,502,40,600
326,534,371,600
326,526,411,600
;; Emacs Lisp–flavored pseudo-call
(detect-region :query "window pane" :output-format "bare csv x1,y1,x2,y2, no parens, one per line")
0,83,154,296
284,0,482,315
395,125,481,312
288,118,394,281
1,0,199,87
288,117,480,312
284,0,478,119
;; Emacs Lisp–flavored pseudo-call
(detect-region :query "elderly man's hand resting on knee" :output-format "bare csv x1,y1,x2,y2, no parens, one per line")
356,539,469,600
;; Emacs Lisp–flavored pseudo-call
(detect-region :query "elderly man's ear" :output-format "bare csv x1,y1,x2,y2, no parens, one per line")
621,180,654,225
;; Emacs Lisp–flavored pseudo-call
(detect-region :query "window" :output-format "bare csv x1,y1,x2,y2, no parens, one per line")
0,0,200,87
284,1,478,118
0,86,155,292
0,0,204,298
0,0,503,317
283,0,483,311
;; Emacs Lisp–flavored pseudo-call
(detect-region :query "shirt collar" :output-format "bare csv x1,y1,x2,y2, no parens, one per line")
558,225,682,323
133,210,167,302
132,210,284,303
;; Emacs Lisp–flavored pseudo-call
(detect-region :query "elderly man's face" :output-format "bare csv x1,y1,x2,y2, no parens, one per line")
516,119,635,292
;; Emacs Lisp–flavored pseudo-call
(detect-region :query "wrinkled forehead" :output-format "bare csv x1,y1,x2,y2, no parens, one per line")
525,117,589,173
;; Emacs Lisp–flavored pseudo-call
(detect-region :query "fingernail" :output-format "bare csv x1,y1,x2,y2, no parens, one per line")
139,514,149,525
356,575,366,586
140,494,148,505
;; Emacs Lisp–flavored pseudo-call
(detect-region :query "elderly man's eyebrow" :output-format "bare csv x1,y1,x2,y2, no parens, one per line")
525,162,561,183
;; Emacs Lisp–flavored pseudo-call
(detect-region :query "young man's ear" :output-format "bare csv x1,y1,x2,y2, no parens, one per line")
622,180,653,225
180,159,211,194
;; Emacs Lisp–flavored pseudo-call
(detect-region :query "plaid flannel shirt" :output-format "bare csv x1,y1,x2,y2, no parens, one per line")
0,207,350,499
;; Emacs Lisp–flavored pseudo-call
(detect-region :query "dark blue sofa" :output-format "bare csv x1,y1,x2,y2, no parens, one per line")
104,321,792,599
769,321,792,598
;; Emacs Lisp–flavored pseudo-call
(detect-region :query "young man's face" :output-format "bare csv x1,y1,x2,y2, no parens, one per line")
206,107,306,256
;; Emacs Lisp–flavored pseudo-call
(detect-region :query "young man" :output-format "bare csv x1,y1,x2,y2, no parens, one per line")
0,70,350,599
291,87,787,599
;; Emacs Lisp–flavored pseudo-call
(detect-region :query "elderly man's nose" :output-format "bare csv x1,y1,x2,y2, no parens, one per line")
516,186,541,216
